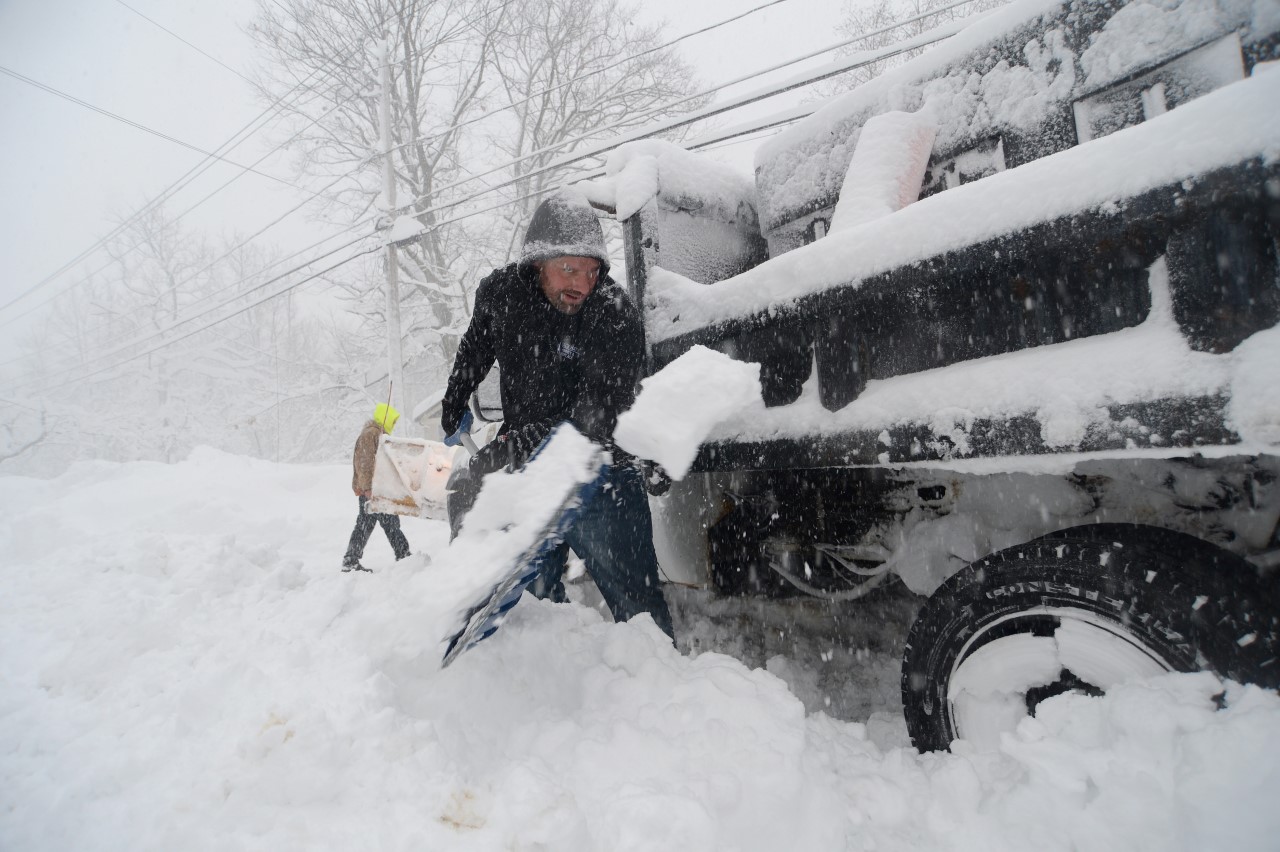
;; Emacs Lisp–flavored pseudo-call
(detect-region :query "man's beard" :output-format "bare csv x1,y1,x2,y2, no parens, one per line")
554,293,584,314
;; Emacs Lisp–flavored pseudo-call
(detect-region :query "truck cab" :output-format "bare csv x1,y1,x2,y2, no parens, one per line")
586,0,1280,751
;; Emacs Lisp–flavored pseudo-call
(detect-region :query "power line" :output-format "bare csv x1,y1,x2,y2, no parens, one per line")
7,1,984,391
380,0,800,162
112,0,256,87
0,84,352,329
391,0,984,219
4,217,377,383
0,64,298,189
0,138,380,370
0,8,395,320
2,0,786,326
38,243,383,394
7,229,377,394
0,67,311,316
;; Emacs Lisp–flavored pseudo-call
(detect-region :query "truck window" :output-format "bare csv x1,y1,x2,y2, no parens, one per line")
1073,33,1245,143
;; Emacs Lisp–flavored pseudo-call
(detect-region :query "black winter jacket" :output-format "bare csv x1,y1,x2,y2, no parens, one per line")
441,262,644,465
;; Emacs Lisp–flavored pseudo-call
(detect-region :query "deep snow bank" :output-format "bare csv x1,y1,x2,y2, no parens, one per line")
2,450,1279,851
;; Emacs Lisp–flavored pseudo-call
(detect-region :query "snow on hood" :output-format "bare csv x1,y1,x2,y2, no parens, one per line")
755,0,1069,225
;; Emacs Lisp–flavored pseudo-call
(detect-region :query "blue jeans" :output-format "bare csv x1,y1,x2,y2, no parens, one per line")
450,462,675,640
530,463,675,640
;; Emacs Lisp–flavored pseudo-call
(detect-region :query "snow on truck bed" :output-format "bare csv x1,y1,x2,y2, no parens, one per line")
647,69,1280,343
641,71,1280,456
754,0,1274,228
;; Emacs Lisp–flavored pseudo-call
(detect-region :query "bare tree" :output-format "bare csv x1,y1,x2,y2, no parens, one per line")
4,201,360,470
0,404,47,466
248,0,507,390
249,0,708,387
482,0,708,264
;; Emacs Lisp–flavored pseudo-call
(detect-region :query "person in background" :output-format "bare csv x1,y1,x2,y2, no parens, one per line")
342,402,411,572
440,190,675,640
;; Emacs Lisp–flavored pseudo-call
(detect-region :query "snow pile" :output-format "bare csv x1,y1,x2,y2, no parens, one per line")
649,69,1280,342
2,452,1280,850
580,139,758,223
987,673,1280,851
614,345,762,478
1227,325,1280,444
829,111,937,233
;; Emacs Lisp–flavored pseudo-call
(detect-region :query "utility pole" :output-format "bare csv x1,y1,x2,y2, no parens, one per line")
378,37,408,430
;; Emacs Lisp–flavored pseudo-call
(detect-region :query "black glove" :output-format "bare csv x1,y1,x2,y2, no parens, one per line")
468,439,511,477
641,460,673,497
468,421,554,476
505,421,553,464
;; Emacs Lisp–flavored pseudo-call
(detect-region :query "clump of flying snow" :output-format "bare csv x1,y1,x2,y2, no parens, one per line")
2,452,1280,850
613,345,762,479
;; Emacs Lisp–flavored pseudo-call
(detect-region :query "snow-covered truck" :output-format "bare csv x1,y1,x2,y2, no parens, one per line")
584,0,1280,751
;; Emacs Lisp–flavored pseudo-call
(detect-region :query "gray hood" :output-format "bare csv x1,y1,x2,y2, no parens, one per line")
519,189,610,275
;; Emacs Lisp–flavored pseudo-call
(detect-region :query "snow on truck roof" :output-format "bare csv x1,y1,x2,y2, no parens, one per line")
754,0,1275,230
647,67,1280,342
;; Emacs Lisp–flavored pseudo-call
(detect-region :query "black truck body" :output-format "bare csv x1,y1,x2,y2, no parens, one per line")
601,0,1280,750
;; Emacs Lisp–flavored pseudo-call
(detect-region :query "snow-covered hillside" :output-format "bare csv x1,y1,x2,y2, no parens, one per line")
2,449,1279,850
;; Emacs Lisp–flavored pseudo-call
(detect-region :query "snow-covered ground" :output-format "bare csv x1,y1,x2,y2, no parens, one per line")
3,449,1280,851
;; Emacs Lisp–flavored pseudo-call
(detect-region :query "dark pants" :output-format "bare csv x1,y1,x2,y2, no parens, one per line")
449,463,675,640
345,496,410,563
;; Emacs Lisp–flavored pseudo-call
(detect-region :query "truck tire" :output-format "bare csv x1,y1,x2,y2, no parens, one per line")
901,524,1280,753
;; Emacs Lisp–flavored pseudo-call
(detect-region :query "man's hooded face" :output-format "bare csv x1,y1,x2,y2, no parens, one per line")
537,256,600,315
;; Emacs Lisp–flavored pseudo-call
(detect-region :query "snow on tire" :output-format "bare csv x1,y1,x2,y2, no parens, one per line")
901,524,1280,753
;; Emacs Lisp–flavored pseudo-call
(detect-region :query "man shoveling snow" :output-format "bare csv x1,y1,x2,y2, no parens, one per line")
439,189,675,641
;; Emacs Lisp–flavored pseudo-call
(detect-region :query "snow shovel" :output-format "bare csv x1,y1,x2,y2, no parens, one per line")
438,424,610,667
367,435,468,520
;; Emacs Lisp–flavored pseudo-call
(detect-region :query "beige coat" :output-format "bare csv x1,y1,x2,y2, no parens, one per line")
351,420,384,495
